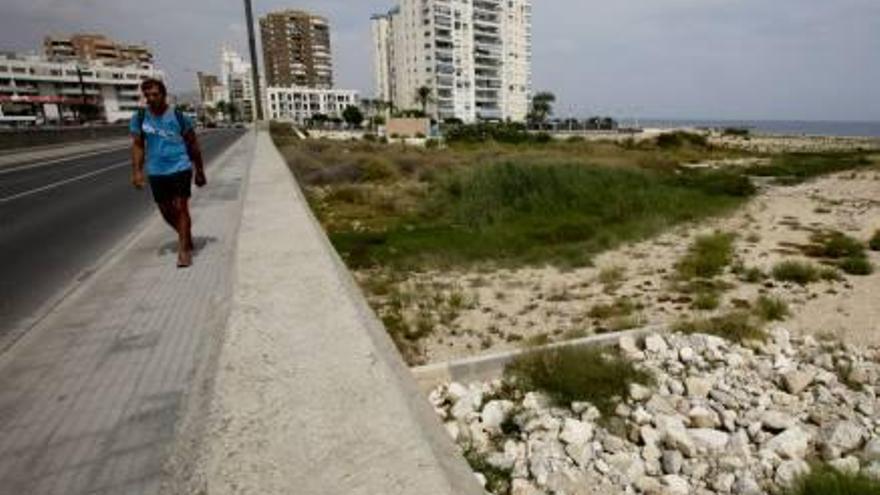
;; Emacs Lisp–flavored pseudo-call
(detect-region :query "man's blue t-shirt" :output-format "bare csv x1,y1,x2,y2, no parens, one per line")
129,106,194,176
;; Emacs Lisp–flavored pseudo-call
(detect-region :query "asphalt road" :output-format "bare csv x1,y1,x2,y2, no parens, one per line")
0,129,246,349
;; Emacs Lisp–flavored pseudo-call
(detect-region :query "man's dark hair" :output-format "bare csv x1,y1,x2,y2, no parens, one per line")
140,78,167,96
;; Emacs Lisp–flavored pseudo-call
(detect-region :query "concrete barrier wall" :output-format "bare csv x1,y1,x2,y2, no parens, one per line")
0,125,129,151
189,129,485,495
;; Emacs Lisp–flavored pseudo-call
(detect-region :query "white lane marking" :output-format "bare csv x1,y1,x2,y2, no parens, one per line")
0,131,235,204
0,144,130,175
0,161,128,204
0,130,226,176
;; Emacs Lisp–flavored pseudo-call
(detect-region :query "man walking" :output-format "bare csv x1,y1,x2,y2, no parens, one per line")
130,78,206,267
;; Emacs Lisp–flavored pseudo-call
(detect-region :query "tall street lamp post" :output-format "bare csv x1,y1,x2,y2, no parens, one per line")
243,0,264,121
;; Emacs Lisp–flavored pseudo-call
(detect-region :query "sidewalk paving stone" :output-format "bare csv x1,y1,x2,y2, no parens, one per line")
0,131,254,495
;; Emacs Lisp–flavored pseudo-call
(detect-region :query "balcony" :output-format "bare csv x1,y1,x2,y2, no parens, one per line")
476,108,503,120
2,85,39,94
60,87,100,96
435,63,455,74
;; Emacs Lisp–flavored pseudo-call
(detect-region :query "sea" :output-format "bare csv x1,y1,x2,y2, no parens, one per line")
635,119,880,138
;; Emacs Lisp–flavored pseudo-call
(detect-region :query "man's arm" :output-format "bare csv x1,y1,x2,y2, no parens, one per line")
131,135,146,189
183,130,207,187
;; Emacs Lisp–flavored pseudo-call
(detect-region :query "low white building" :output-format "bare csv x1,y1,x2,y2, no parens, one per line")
0,52,164,124
266,86,359,123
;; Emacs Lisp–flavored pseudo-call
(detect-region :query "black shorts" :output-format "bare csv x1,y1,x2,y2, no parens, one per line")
148,170,192,203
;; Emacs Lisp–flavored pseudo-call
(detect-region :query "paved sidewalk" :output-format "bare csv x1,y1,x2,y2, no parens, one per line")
174,130,484,495
0,131,254,495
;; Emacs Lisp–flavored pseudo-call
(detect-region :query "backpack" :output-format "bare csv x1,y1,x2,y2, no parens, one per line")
136,106,188,139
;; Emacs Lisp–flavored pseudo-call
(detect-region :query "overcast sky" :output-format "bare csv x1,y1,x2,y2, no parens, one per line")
3,0,879,121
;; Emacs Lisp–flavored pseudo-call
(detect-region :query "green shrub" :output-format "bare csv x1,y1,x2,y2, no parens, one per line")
326,185,369,204
588,297,636,319
445,122,530,144
672,169,756,197
692,291,721,310
741,267,766,283
804,231,866,259
722,127,750,137
772,260,821,285
359,157,399,182
332,162,751,269
839,256,873,275
676,233,736,279
674,311,767,343
783,464,880,495
504,347,653,416
870,230,880,251
745,152,872,184
598,266,627,287
657,131,708,149
532,132,553,144
820,267,845,281
425,138,440,149
754,296,790,321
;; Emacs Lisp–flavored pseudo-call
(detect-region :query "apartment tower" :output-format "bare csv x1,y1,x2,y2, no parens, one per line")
372,0,532,123
44,33,154,68
260,10,332,88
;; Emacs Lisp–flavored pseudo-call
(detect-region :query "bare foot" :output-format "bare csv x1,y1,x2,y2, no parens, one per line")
177,250,193,268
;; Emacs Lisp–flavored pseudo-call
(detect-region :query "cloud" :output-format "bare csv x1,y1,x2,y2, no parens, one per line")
1,0,878,120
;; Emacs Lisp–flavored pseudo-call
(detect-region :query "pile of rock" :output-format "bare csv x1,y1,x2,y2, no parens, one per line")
429,329,880,494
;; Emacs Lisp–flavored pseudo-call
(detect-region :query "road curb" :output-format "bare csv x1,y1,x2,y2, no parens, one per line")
411,326,664,392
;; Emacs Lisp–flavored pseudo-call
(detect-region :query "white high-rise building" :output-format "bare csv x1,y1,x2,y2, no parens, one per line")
220,47,256,121
370,13,394,106
372,0,532,123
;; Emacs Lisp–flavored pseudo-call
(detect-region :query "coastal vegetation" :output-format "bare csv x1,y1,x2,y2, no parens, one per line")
784,465,880,495
504,346,653,417
271,124,880,365
271,129,758,270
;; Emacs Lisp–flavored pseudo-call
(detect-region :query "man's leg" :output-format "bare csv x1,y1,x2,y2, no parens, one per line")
157,201,179,232
174,197,193,267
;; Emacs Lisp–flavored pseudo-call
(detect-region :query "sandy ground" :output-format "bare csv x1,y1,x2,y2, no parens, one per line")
358,160,880,366
710,134,880,153
552,130,880,153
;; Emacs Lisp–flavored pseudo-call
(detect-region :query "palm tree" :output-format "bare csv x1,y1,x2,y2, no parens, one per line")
529,91,556,127
374,99,390,116
415,86,433,116
369,99,391,131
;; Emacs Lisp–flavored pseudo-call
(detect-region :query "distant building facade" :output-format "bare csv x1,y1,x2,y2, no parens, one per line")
0,52,163,124
220,47,256,122
260,10,332,88
44,33,154,69
370,13,394,106
197,72,224,106
265,86,358,124
372,0,532,123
